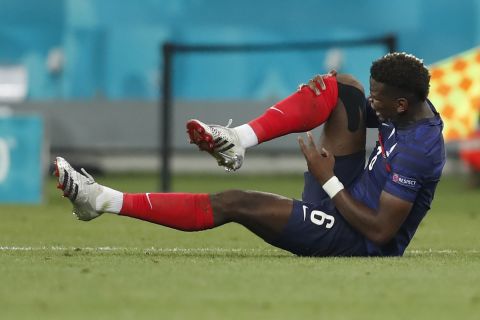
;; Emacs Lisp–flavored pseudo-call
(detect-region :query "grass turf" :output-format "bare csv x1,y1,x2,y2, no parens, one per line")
0,173,479,319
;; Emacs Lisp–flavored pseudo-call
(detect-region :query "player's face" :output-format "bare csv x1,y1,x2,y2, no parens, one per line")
368,78,400,122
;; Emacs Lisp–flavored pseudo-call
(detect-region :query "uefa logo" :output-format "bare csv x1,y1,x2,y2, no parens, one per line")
392,173,399,183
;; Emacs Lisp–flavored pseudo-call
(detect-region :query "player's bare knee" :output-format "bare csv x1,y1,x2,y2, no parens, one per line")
211,190,249,221
334,74,366,133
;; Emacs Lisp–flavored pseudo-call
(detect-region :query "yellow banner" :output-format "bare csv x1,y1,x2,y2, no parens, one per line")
428,47,480,141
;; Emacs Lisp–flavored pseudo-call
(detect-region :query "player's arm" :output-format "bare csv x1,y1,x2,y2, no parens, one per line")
332,189,412,245
298,132,412,245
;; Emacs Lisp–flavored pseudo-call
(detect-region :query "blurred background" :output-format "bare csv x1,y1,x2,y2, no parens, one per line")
0,0,479,201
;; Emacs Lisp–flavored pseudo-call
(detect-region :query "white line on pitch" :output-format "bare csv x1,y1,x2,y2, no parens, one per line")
0,246,282,253
0,246,479,254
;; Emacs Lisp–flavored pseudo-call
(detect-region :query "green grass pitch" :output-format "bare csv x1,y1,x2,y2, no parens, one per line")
0,173,479,319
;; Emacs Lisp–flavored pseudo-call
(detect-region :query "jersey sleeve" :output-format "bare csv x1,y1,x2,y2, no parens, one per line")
384,123,445,203
383,144,430,202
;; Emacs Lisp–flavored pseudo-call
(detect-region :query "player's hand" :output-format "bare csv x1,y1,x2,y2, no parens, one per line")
298,132,335,184
299,71,337,96
328,69,338,77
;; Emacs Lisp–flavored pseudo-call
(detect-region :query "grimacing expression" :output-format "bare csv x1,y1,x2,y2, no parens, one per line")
368,78,403,122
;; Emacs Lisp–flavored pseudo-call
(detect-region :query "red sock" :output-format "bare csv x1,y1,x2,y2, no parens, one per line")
120,193,215,231
248,76,338,143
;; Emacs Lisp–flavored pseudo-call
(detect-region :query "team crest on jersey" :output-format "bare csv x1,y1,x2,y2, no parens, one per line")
392,173,417,187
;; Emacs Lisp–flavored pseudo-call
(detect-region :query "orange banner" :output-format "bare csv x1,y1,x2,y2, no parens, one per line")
428,47,480,141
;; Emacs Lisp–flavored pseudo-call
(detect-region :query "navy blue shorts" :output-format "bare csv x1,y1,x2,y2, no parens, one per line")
269,151,368,257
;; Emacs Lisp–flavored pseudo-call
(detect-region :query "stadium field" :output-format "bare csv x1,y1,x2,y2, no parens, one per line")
0,173,479,319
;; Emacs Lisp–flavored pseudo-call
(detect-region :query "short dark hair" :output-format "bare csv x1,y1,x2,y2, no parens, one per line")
370,52,430,101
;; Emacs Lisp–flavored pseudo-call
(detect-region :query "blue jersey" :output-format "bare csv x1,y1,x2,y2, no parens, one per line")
349,100,446,256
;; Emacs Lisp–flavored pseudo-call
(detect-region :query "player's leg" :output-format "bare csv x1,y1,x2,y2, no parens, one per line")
55,157,292,243
187,74,366,171
187,75,339,171
318,74,366,157
123,190,293,242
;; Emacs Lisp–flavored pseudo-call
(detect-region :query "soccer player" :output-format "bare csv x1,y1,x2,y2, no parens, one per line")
55,52,445,256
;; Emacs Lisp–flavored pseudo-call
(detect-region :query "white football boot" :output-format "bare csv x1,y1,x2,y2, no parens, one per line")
186,119,245,171
54,157,103,221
